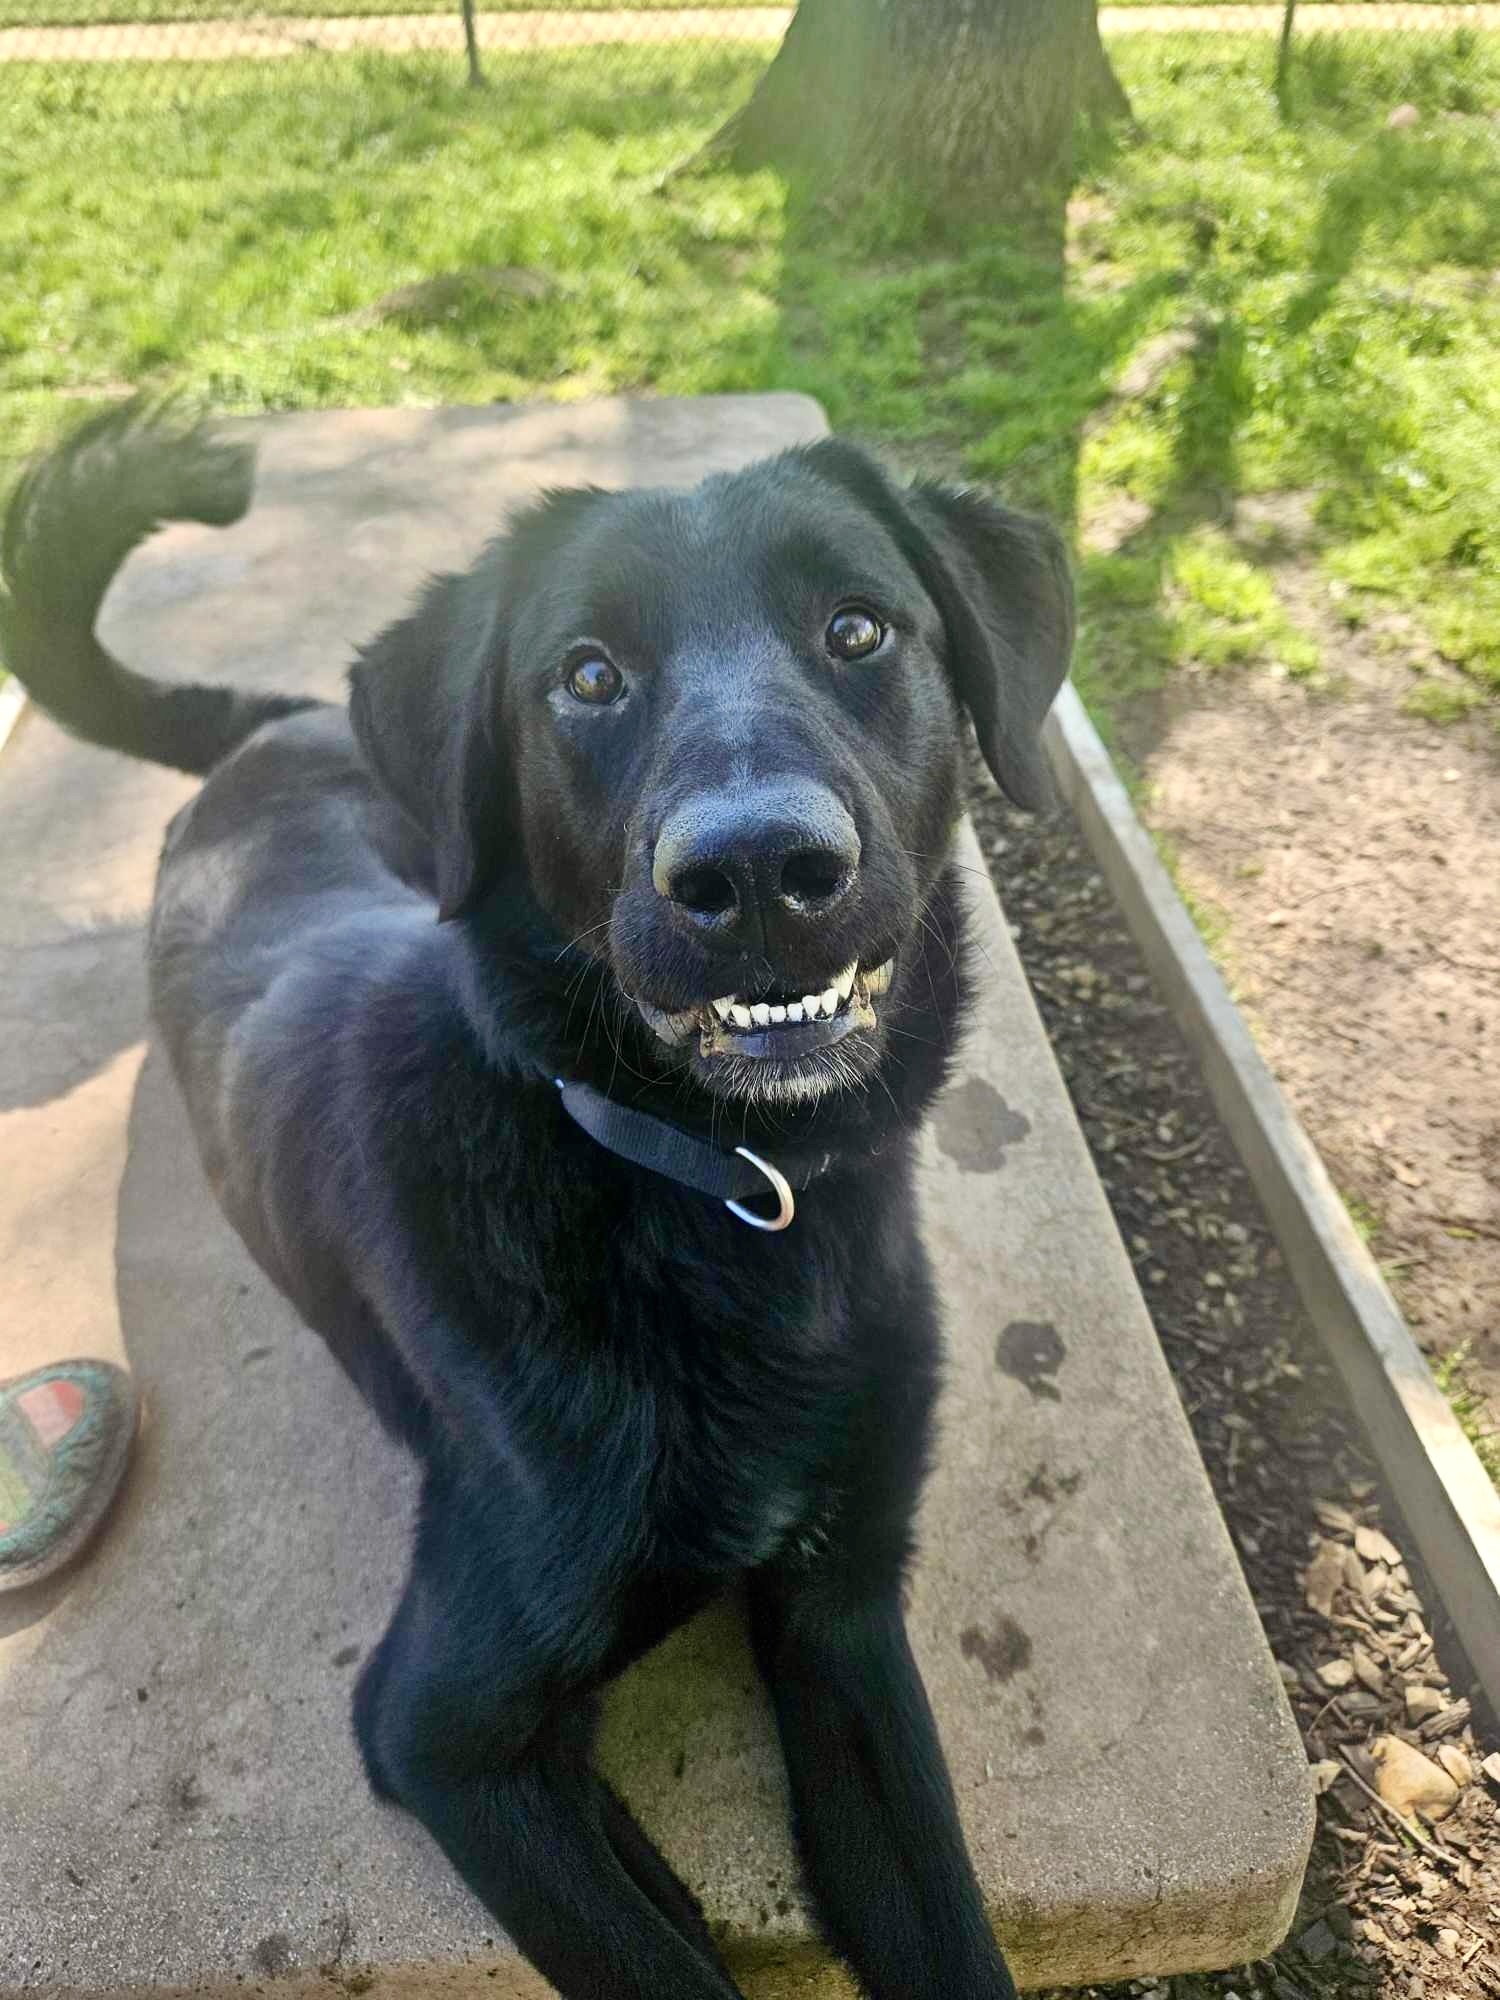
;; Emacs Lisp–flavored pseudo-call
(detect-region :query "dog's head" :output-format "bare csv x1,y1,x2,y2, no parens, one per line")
349,440,1072,1108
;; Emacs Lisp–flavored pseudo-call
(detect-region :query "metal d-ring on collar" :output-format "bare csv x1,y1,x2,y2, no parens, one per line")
555,1079,826,1233
726,1148,796,1232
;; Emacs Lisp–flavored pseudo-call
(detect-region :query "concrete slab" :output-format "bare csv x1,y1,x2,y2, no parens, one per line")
0,395,1312,1998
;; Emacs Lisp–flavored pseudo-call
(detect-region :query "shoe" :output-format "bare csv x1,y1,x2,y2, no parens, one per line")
0,1360,138,1592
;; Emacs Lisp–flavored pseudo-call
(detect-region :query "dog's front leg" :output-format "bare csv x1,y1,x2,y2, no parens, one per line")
355,1501,745,2000
748,1562,1017,2000
388,1702,743,2000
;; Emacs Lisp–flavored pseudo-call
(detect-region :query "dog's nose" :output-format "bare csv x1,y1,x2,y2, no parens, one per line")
652,781,860,943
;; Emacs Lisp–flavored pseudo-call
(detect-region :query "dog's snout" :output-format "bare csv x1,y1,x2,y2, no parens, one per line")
652,781,860,943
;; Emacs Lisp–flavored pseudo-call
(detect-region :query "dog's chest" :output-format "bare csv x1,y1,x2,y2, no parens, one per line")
638,1289,855,1574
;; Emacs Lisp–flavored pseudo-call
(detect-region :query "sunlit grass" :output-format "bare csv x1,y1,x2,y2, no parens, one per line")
0,50,782,474
4,30,1499,719
1435,1344,1500,1485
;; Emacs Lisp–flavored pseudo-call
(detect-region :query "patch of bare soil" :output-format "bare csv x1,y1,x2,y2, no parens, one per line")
971,772,1500,2000
1113,493,1500,1445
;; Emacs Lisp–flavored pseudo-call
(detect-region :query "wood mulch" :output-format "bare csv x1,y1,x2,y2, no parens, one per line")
969,767,1500,2000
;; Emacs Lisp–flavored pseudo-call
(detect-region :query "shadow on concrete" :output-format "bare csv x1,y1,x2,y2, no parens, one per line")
0,917,147,1113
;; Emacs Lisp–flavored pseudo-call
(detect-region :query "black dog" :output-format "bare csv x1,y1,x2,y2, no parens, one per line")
0,403,1072,2000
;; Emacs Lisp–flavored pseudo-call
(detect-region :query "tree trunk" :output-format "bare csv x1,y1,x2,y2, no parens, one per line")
714,0,1131,222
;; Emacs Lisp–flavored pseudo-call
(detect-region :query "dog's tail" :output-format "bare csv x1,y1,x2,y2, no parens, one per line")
0,398,317,774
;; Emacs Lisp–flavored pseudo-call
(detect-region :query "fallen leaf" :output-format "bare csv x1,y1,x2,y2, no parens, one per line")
1436,1744,1473,1789
1482,1751,1500,1789
1304,1538,1345,1618
1318,1658,1356,1690
1370,1734,1460,1823
1310,1759,1342,1795
1362,1560,1389,1601
1354,1525,1402,1567
1351,1645,1384,1696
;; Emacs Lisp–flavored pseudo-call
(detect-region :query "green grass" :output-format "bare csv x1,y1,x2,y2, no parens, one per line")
1400,675,1483,721
1169,528,1321,674
0,50,784,464
1435,1344,1500,1484
3,30,1499,723
1343,1191,1383,1246
1064,29,1500,711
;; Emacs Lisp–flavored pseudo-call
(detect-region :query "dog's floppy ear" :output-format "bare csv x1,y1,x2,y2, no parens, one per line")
806,440,1075,811
348,566,506,922
349,487,611,922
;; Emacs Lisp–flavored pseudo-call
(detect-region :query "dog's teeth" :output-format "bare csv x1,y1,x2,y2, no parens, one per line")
820,985,840,1016
712,996,734,1021
835,963,857,1001
731,1004,753,1030
785,1002,805,1023
865,959,894,995
800,993,822,1019
769,1005,787,1024
751,1003,772,1027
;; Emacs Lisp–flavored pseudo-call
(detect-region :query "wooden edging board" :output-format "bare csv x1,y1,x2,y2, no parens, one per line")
1043,679,1500,1708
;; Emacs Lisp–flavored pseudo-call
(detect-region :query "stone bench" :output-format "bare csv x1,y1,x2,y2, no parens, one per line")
0,395,1312,1998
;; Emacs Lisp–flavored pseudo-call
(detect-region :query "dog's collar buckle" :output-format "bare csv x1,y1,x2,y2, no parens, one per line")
554,1078,839,1232
724,1148,795,1232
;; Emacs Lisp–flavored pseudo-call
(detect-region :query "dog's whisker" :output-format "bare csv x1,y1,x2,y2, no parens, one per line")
553,914,615,963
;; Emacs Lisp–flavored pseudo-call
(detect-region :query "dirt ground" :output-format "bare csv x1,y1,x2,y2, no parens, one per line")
972,771,1500,2000
1108,492,1500,1459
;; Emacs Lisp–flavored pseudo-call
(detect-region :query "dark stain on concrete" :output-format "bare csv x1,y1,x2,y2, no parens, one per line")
331,1643,361,1668
1024,1463,1082,1504
934,1077,1032,1173
960,1615,1033,1684
166,1772,207,1820
253,1934,294,1977
995,1320,1066,1401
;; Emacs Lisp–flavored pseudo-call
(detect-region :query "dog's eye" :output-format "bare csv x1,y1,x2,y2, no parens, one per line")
568,656,624,706
826,607,885,661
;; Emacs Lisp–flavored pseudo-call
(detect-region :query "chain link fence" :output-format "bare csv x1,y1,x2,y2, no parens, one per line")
0,5,788,83
0,3,1496,89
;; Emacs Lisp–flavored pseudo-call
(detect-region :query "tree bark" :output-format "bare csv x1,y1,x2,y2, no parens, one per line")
714,0,1131,222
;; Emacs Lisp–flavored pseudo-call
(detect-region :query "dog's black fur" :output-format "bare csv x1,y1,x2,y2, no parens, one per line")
0,402,1073,2000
